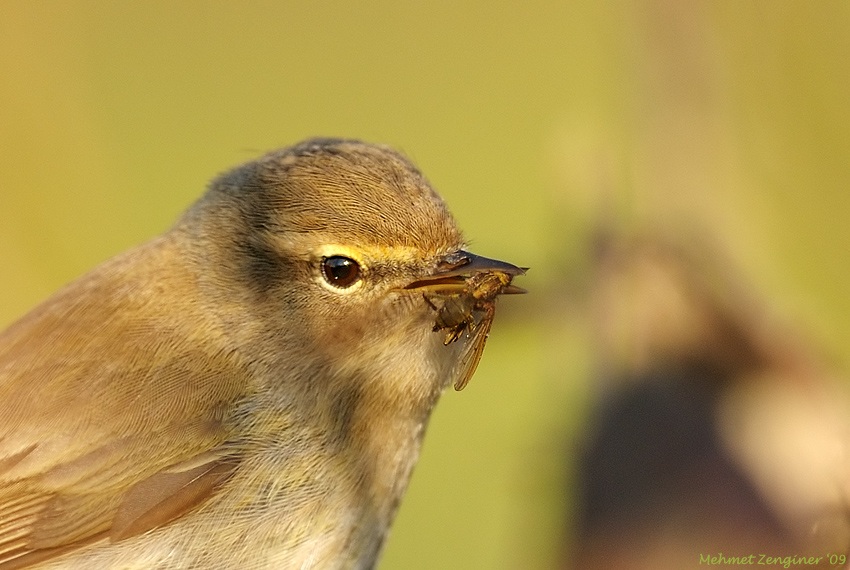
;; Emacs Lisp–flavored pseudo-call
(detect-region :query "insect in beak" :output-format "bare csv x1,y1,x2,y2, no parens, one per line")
404,250,527,391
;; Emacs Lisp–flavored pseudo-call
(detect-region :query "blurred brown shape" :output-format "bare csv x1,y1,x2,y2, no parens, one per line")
566,228,850,569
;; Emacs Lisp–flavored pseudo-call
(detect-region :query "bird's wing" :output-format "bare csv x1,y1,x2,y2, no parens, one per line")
0,249,251,568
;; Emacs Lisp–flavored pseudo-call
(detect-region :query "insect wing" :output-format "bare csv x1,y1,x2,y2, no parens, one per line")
451,304,496,391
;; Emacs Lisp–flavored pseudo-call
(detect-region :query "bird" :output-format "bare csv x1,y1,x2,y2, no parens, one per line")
0,138,525,569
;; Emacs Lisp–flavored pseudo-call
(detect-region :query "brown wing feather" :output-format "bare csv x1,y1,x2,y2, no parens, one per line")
111,457,235,542
0,238,250,567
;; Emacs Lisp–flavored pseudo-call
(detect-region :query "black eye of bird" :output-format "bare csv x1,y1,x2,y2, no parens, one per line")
321,256,361,288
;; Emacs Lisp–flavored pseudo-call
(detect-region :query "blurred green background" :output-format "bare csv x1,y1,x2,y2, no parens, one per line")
1,2,849,568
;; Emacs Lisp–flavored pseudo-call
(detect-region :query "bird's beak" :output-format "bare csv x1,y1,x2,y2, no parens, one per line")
403,250,528,295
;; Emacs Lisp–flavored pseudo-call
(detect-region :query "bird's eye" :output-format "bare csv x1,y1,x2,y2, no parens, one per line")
321,256,361,288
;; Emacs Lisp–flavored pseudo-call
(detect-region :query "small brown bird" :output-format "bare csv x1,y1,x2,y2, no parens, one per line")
0,139,525,569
